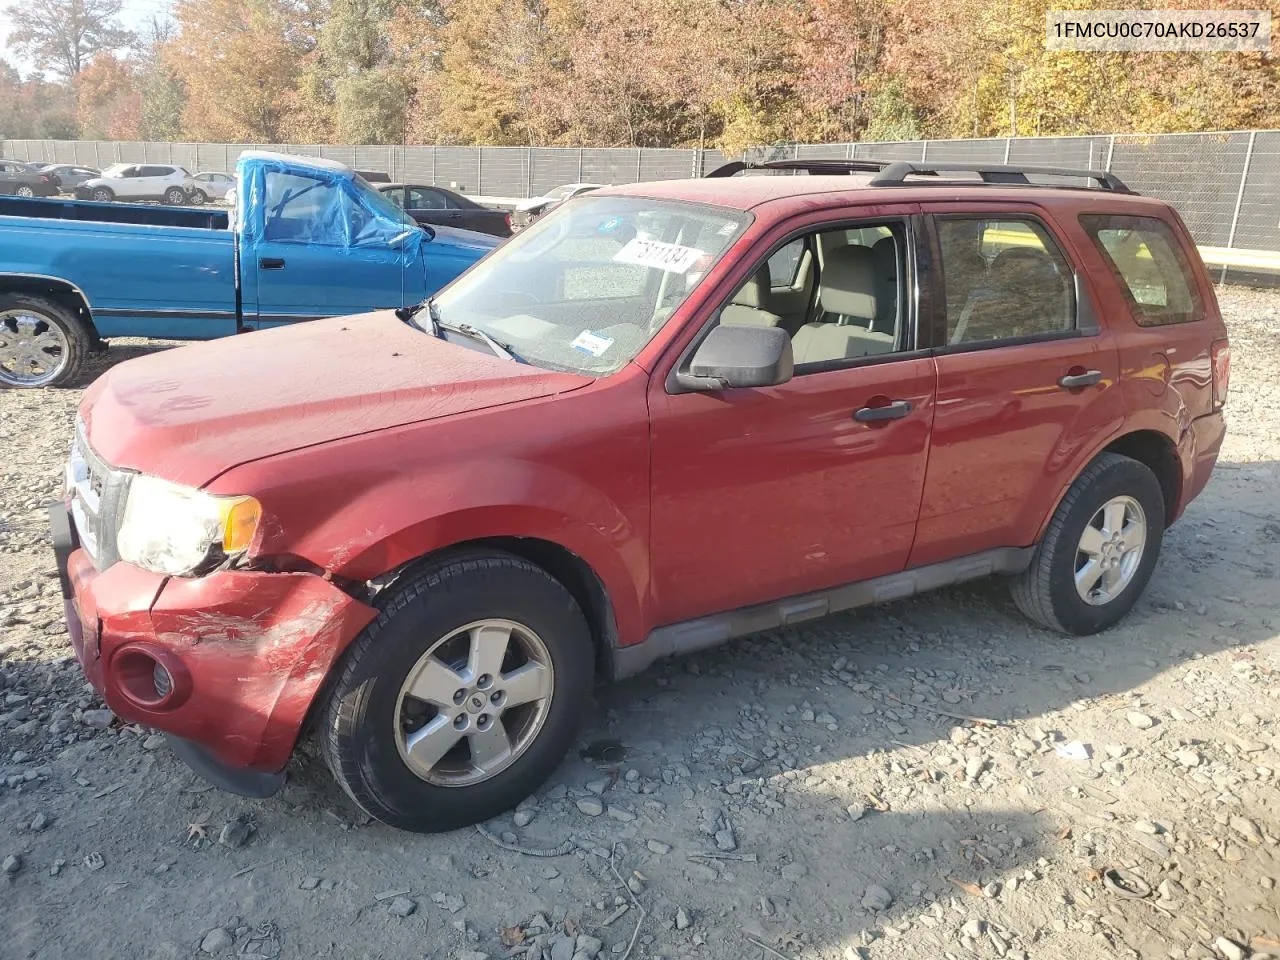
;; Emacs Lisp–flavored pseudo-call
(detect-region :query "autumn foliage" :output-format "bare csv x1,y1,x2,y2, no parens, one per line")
2,0,1277,149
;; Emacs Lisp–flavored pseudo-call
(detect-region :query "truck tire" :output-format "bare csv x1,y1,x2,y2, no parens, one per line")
1011,453,1165,635
320,551,594,832
0,293,89,388
90,187,114,202
163,187,187,206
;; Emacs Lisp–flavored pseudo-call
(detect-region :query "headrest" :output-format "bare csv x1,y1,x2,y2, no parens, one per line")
989,247,1057,289
731,264,771,308
872,236,897,279
822,245,877,319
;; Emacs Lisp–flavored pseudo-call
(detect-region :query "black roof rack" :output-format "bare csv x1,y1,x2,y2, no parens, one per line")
705,159,893,178
705,157,1132,193
869,161,1131,193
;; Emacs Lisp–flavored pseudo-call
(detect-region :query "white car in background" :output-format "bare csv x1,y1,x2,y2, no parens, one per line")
74,163,199,205
510,182,604,230
187,171,237,205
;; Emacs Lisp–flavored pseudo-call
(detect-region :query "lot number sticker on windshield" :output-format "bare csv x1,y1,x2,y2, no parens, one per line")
613,238,703,273
572,330,615,357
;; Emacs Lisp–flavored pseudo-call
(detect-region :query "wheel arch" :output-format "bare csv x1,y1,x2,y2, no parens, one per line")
0,274,100,342
1034,425,1185,543
371,537,621,683
1100,429,1181,523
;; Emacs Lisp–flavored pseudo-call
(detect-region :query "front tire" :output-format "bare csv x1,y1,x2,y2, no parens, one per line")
1011,453,1165,635
90,187,114,202
163,186,187,205
320,551,594,833
0,293,90,388
189,189,207,206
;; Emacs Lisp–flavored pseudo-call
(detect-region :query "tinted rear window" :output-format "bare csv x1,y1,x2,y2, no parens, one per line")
1080,215,1203,326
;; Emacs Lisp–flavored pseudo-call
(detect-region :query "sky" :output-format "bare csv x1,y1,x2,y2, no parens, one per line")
0,0,175,76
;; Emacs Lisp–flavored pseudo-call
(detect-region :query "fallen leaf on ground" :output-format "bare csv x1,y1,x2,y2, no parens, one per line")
947,877,984,897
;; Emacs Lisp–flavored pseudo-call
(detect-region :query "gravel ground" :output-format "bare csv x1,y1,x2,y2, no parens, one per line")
1,290,1278,960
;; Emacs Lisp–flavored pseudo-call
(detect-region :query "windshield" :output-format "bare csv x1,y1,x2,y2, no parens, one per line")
427,195,750,375
549,185,581,201
100,164,127,177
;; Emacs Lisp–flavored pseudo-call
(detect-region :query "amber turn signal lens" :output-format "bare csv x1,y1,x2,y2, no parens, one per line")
221,497,262,553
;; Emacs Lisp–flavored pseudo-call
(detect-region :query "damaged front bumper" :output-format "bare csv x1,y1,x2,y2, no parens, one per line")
51,500,376,794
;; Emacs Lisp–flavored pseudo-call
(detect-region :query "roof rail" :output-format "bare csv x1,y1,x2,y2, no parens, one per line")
867,161,1132,193
705,159,893,178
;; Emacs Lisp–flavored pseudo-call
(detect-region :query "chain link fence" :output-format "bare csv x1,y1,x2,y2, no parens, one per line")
4,131,1276,283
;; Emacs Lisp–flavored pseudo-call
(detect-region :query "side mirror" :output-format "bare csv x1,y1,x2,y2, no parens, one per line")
680,324,793,391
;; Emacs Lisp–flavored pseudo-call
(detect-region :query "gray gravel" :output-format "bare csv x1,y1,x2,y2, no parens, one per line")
1,290,1279,959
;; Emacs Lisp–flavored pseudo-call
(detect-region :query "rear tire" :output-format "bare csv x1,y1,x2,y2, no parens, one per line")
0,293,89,388
1011,453,1165,635
15,185,34,198
320,551,594,833
163,186,187,205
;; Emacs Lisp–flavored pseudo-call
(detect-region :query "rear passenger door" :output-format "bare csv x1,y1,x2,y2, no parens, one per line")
648,205,937,625
908,203,1125,568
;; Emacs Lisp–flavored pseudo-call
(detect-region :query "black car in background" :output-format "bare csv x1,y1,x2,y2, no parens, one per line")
377,183,512,238
0,159,58,197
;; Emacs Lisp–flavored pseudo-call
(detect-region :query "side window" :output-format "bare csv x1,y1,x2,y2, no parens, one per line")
720,221,907,369
937,217,1075,345
140,165,171,177
408,187,447,210
1080,215,1203,326
766,239,804,288
263,171,344,244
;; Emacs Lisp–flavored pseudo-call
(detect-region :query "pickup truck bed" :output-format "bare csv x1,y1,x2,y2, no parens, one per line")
1,197,239,339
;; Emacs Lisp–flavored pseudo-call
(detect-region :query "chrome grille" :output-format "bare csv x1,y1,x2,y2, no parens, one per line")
65,422,130,569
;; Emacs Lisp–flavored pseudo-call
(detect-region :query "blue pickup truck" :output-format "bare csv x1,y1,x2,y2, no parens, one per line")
0,152,499,387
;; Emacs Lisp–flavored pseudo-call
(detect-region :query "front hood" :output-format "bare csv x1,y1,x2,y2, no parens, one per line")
426,223,502,254
82,312,591,488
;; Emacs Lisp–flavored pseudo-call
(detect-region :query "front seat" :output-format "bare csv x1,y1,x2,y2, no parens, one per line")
792,245,896,363
720,265,783,328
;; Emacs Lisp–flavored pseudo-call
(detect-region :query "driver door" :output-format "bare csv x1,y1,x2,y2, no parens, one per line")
246,169,409,329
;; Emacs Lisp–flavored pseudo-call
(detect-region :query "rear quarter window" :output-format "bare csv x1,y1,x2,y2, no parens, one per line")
1080,214,1203,326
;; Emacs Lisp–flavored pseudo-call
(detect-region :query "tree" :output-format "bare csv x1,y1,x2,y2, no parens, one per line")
167,0,307,142
76,52,141,138
3,0,133,79
124,16,185,141
286,0,409,144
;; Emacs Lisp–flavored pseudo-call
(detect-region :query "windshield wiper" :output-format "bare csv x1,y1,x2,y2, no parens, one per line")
438,318,523,363
401,299,523,362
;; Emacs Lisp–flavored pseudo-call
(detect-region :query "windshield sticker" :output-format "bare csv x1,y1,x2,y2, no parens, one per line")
572,330,615,357
613,237,703,273
717,222,740,236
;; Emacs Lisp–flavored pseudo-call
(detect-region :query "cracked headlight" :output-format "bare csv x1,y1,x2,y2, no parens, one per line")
116,475,261,576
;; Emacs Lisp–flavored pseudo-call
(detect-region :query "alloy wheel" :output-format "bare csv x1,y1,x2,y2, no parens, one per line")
0,308,70,387
1075,495,1147,605
394,618,555,787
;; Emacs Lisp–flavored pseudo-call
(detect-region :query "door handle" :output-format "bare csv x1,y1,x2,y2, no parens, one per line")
259,257,286,270
1058,369,1102,389
854,400,912,422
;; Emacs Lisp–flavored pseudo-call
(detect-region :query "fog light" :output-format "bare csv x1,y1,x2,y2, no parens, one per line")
153,660,173,699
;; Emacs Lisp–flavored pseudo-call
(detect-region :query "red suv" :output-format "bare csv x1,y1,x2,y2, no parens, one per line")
51,160,1229,832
